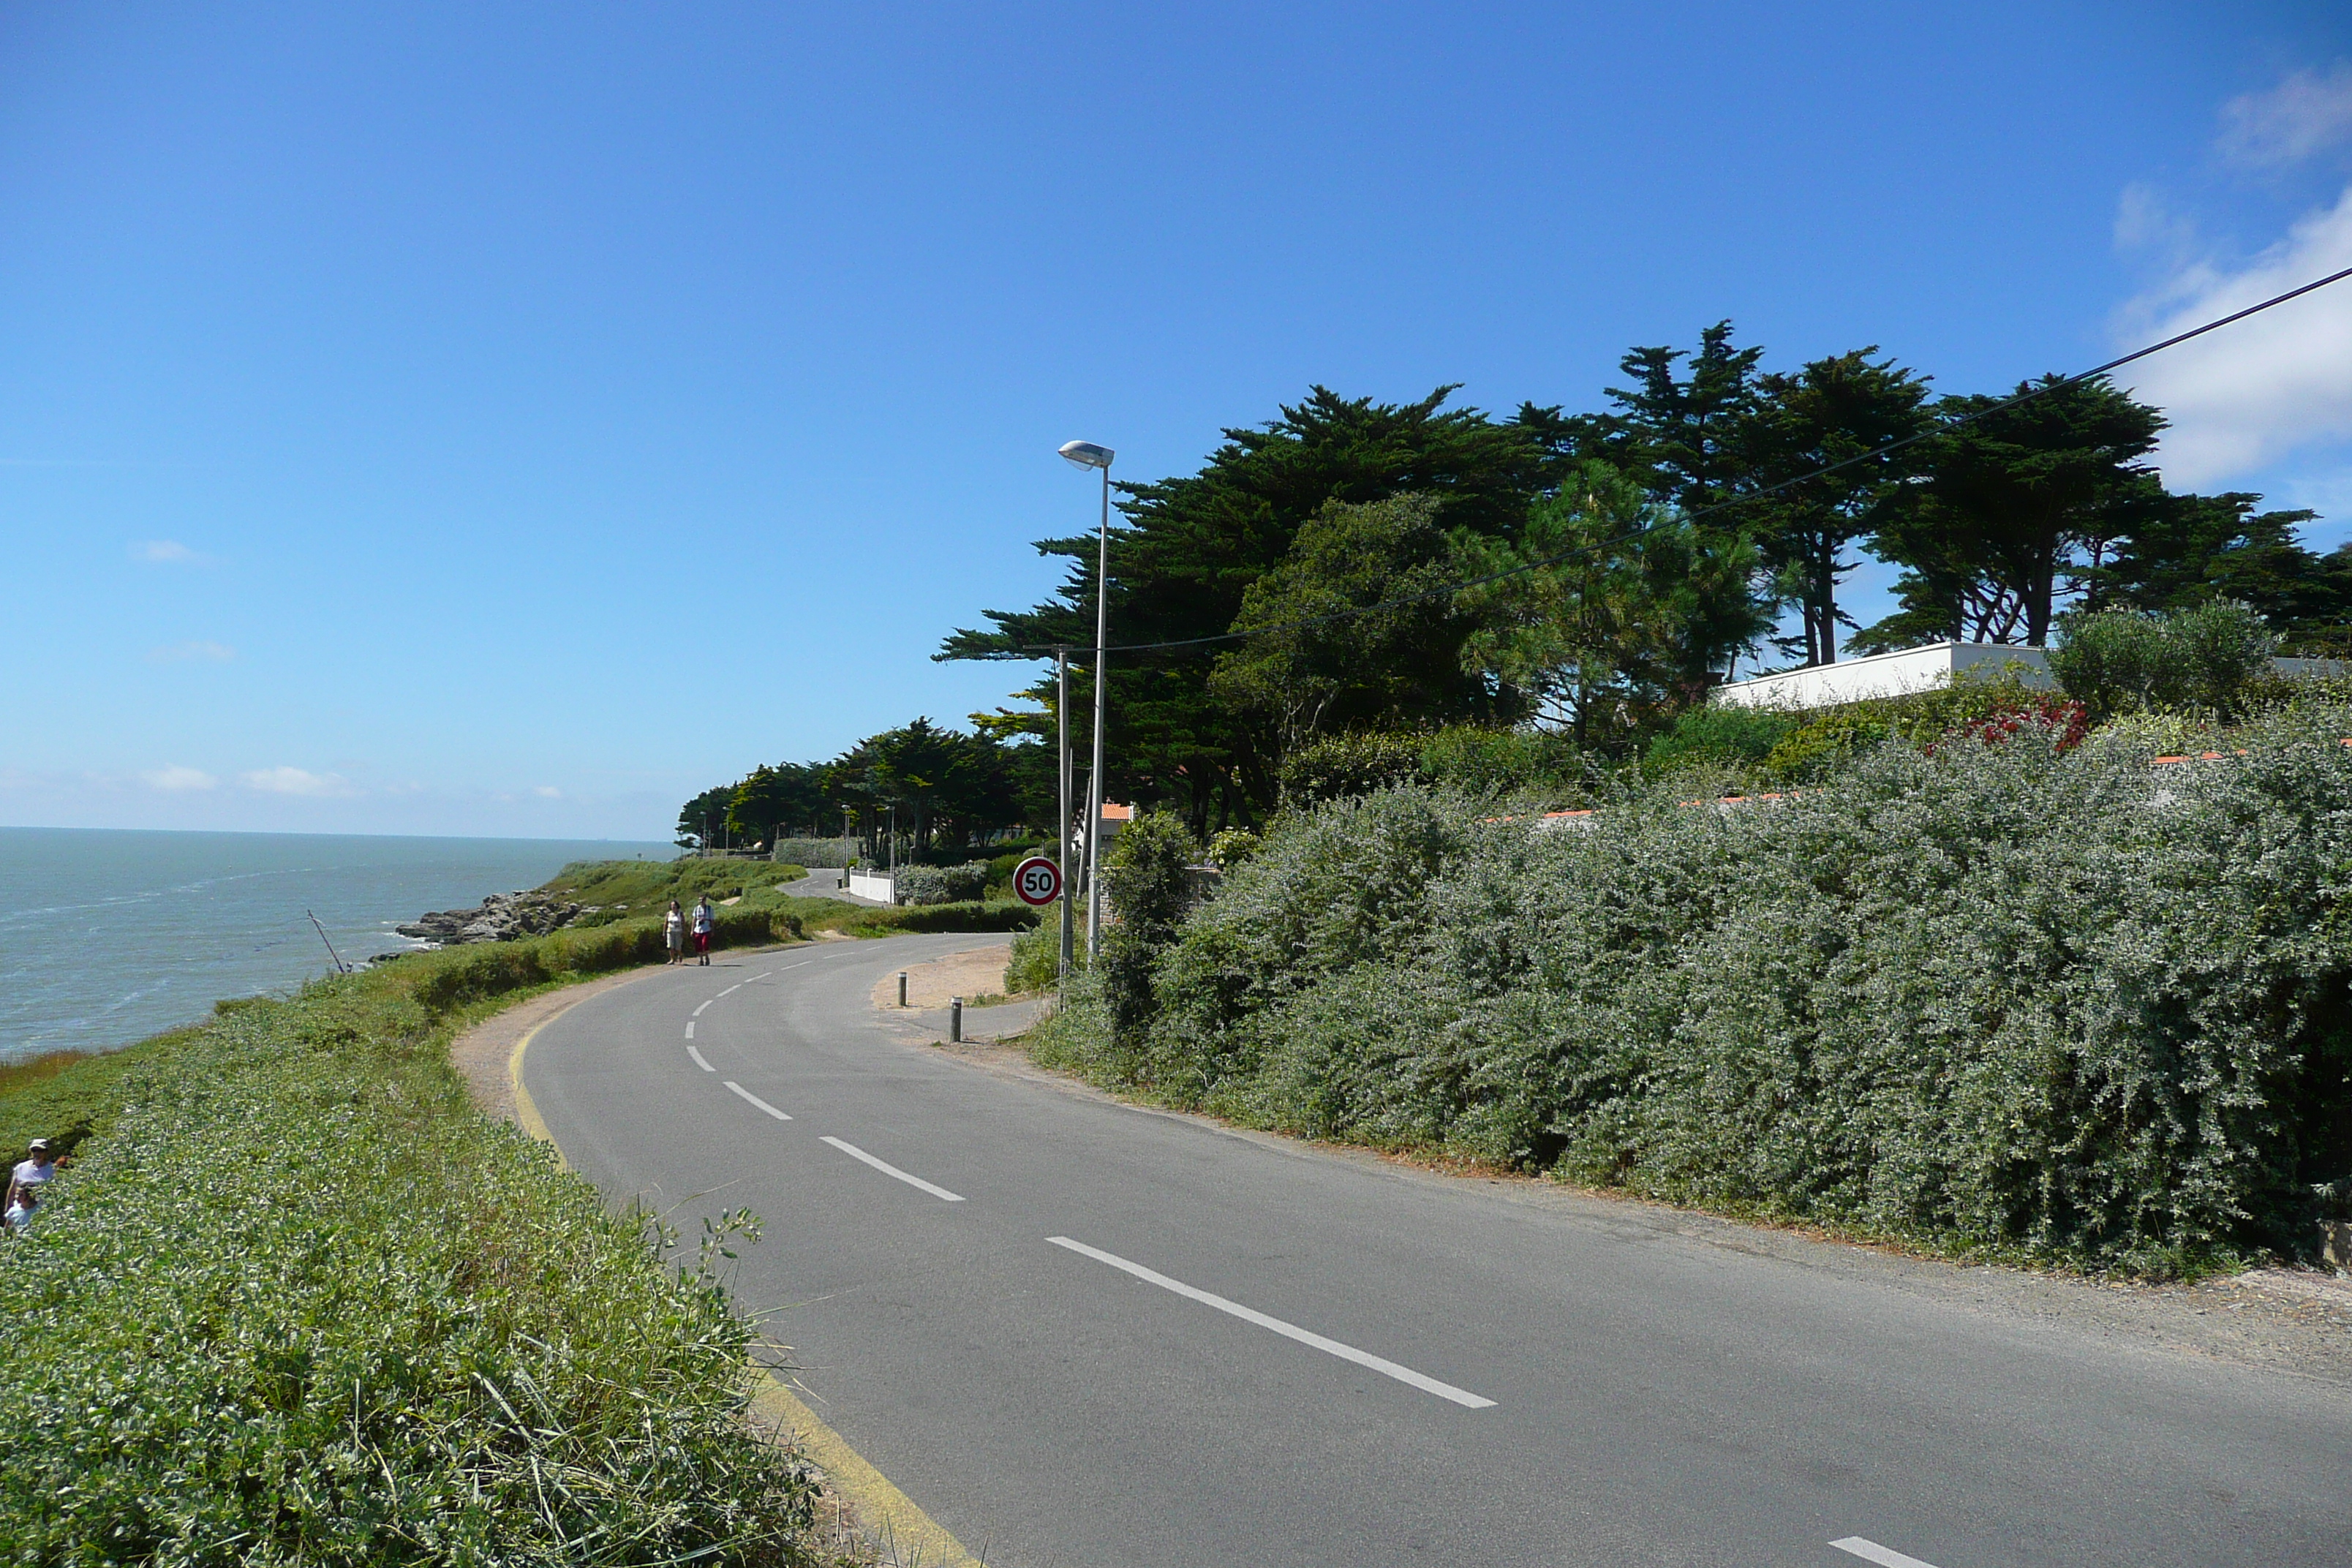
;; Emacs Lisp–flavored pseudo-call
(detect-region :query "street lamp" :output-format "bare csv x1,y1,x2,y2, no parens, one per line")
1060,439,1114,962
1055,644,1074,980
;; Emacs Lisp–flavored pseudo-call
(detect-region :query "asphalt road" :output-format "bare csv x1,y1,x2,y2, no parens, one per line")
525,935,2352,1568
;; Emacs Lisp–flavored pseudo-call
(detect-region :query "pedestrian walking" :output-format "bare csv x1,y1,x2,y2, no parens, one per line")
692,896,715,965
663,900,686,965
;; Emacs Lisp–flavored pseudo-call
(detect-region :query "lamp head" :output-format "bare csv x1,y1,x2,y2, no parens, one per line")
1058,440,1115,471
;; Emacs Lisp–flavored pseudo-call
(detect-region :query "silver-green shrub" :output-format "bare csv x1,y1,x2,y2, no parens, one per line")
1054,710,2352,1273
0,973,818,1561
894,862,992,905
768,837,859,867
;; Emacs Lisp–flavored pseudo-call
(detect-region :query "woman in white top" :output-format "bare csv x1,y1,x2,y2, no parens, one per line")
663,901,687,965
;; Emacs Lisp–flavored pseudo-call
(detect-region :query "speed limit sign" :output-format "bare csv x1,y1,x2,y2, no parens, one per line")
1011,854,1063,908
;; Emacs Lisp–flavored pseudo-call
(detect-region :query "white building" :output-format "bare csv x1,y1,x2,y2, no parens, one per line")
1714,641,2348,710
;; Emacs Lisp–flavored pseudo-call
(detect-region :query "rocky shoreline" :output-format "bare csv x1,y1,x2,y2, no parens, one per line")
375,889,597,958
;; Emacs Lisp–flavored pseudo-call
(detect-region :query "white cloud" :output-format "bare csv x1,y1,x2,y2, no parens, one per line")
532,785,562,799
239,766,358,798
146,640,235,663
140,766,217,791
2114,181,2198,262
2114,183,2352,489
131,540,202,564
2222,61,2352,169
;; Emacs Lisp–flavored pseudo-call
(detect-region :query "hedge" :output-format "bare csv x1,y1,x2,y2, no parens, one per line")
1034,705,2352,1275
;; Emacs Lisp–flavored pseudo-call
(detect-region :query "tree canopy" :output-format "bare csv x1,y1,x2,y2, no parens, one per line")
921,327,2343,831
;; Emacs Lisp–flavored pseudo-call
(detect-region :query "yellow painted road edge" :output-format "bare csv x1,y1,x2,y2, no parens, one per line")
507,997,981,1568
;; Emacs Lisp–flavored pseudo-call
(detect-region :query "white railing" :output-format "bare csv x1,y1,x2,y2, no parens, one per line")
847,871,896,903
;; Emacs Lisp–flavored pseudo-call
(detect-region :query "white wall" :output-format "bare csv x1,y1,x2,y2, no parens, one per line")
1716,641,2352,710
1714,643,2055,709
847,871,895,903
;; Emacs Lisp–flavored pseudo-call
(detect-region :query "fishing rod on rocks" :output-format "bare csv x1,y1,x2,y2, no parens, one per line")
306,910,351,975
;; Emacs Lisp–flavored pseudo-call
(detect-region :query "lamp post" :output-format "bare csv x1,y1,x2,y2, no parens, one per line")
1055,644,1074,979
1059,439,1114,962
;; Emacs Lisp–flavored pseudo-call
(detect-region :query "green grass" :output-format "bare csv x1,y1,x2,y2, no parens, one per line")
540,858,811,925
766,895,1038,940
0,927,829,1564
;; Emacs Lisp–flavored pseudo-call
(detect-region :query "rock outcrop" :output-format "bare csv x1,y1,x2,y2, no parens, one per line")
396,890,587,946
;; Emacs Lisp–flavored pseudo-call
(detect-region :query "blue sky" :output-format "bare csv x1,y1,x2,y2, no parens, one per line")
4,1,2351,839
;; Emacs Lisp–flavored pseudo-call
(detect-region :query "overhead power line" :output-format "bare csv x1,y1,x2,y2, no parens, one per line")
997,262,2352,661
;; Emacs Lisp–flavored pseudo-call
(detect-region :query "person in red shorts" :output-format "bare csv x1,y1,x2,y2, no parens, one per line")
692,895,715,964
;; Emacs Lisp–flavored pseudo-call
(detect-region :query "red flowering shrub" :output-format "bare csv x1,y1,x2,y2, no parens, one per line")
1948,694,2089,753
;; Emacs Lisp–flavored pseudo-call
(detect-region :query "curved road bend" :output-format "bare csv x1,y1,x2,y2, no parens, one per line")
526,935,2352,1568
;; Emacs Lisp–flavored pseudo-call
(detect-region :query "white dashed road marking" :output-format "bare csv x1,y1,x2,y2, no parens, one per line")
1832,1539,1942,1568
1045,1236,1496,1409
693,999,714,1017
821,1137,965,1202
685,1021,695,1039
719,983,741,997
687,1046,714,1072
723,1081,792,1120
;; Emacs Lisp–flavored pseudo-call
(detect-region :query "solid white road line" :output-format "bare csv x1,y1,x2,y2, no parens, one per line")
820,1136,965,1202
693,999,714,1017
1831,1539,1942,1568
1045,1236,1496,1409
723,1081,792,1120
685,1021,696,1039
719,983,741,997
687,1046,714,1072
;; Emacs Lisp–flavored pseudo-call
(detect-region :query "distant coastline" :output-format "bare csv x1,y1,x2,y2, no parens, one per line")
0,826,674,1063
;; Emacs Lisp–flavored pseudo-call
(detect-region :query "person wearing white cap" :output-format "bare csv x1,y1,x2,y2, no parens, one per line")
5,1139,55,1232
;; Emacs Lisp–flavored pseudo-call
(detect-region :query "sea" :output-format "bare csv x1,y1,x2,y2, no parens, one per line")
0,826,675,1063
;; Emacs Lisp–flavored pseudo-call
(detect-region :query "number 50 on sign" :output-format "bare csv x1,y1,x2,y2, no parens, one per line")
1011,855,1062,908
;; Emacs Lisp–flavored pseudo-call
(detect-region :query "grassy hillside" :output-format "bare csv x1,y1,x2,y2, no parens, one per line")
541,858,1040,941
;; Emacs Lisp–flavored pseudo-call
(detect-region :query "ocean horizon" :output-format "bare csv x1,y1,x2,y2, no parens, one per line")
0,825,676,1063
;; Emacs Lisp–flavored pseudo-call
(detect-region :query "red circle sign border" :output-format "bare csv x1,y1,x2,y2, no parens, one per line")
1011,854,1063,908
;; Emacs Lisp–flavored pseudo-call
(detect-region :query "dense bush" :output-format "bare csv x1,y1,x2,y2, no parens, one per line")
2049,600,2280,723
1757,676,2084,784
1281,725,1592,807
1096,813,1202,1047
893,862,992,905
881,900,1039,935
1035,709,2352,1273
0,941,821,1561
1643,704,1801,780
1416,725,1589,799
1279,732,1424,804
1003,922,1069,994
769,837,859,867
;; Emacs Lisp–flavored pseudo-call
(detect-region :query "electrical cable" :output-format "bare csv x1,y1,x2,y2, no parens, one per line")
981,262,2352,662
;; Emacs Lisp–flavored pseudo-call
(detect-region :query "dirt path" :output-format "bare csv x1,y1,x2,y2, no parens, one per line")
864,941,1021,1009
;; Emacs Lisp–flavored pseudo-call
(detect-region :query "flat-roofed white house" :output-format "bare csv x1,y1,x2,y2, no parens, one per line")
1713,641,2348,710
